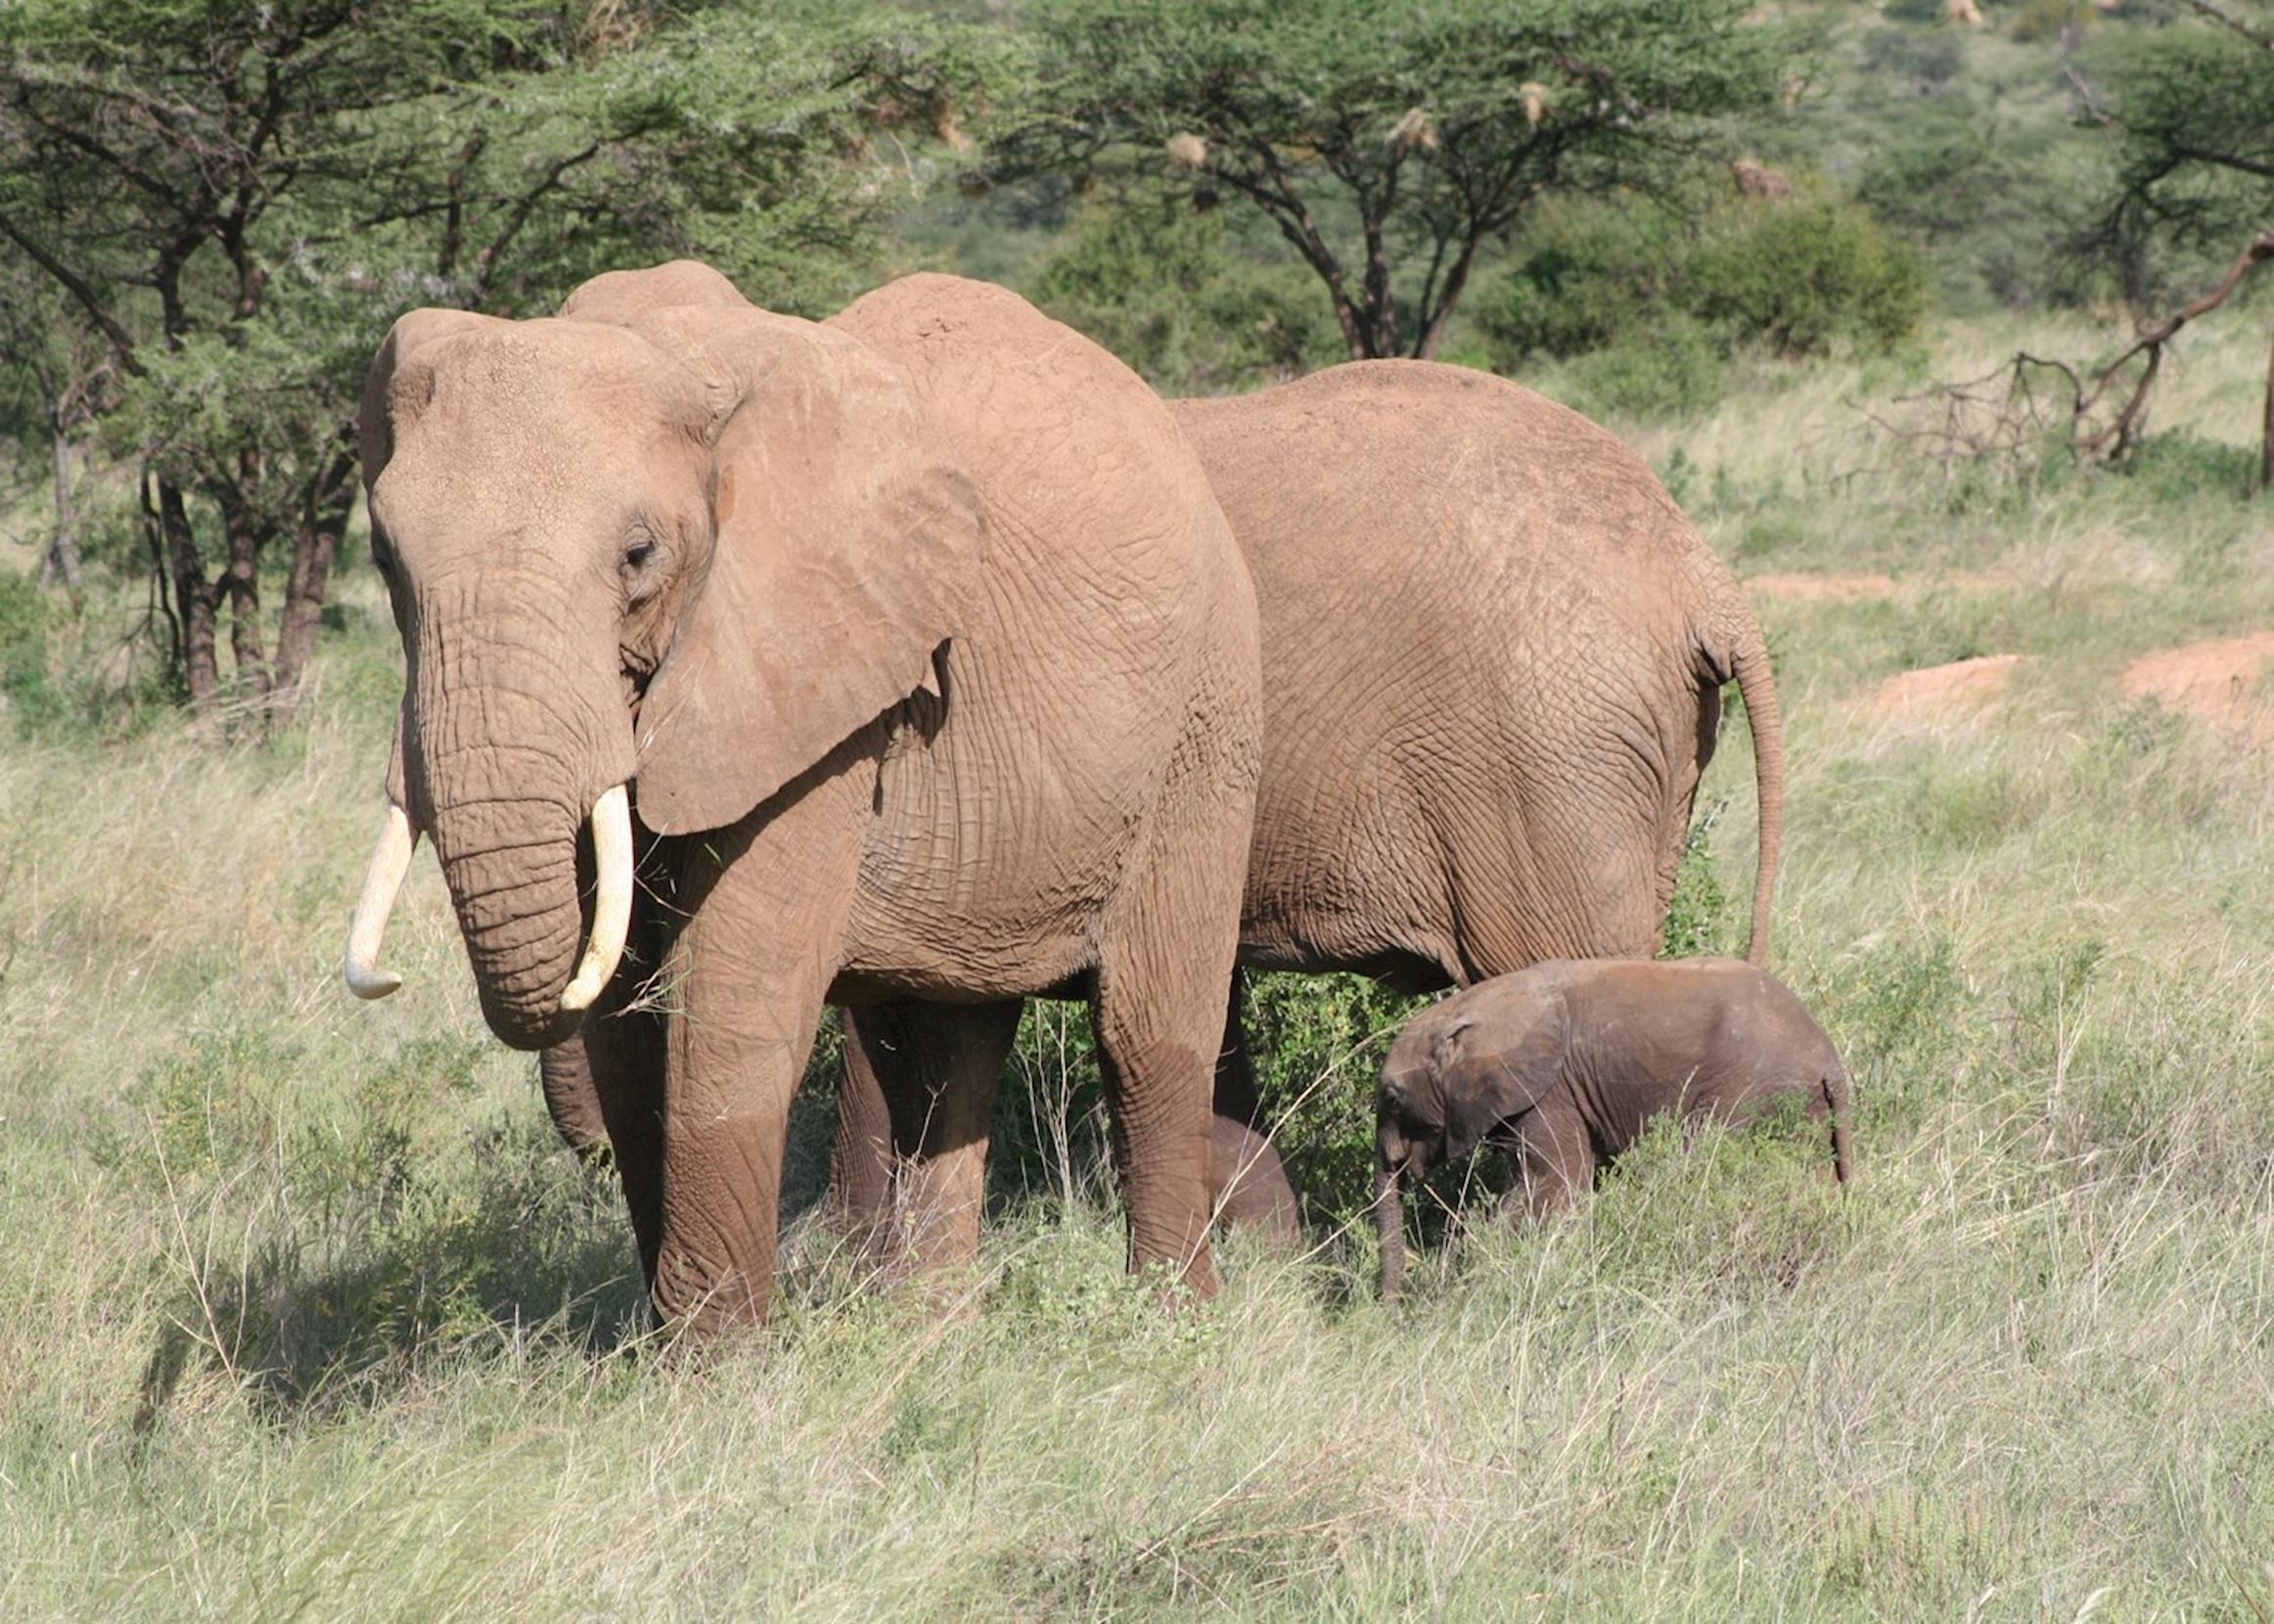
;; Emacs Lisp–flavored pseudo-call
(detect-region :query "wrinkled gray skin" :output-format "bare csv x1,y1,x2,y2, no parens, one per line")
360,262,1259,1327
1374,957,1852,1296
813,361,1785,1256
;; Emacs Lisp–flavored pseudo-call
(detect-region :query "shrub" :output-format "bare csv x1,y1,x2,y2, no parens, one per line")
1686,199,1931,359
0,569,50,728
2009,0,2095,44
982,972,1431,1228
1559,314,1731,421
1473,189,1928,416
1469,201,1694,364
1241,972,1429,1226
2121,431,2261,504
1660,797,1741,959
1857,22,1965,85
1029,198,1343,393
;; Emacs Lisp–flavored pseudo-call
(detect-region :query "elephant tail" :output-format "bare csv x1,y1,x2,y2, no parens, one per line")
1724,601,1786,968
1821,1068,1854,1186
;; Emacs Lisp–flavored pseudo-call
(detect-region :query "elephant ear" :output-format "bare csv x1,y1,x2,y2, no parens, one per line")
357,308,504,487
1437,993,1569,1163
627,305,987,835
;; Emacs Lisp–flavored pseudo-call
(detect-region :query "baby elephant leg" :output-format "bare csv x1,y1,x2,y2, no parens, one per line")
1502,1106,1597,1221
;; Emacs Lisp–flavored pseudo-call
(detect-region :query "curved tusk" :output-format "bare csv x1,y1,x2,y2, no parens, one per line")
343,801,418,1000
559,784,633,1015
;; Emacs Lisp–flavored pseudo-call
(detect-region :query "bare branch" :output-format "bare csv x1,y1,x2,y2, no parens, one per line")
0,213,143,373
2177,0,2274,54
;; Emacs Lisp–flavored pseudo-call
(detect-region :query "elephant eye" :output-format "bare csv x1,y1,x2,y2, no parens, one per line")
623,538,655,570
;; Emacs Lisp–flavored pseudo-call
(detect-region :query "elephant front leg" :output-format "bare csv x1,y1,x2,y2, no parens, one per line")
1503,1106,1597,1222
651,770,867,1332
1209,972,1302,1246
847,999,1023,1276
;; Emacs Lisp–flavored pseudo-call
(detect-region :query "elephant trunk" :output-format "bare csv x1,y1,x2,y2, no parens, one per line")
427,775,593,1050
1375,1158,1407,1300
399,612,636,1051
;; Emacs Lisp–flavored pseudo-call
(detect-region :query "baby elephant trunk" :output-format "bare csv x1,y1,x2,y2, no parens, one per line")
1375,1160,1407,1300
1822,1070,1854,1185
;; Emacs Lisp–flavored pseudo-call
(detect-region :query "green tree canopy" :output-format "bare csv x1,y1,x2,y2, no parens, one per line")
0,0,991,719
2065,0,2274,483
998,0,1793,361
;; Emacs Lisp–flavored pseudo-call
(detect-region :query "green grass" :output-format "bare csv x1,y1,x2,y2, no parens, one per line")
6,304,2274,1616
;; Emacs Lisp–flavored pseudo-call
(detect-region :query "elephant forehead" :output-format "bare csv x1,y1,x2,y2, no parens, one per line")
391,320,706,455
378,334,706,531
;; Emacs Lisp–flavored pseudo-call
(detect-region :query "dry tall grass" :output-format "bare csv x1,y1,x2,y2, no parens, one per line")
4,314,2274,1616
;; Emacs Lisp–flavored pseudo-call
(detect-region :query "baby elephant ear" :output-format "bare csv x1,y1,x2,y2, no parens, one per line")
1437,998,1568,1163
629,305,988,835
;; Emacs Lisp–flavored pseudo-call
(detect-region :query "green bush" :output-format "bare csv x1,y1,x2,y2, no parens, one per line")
1660,798,1741,959
1687,199,1931,359
1470,200,1694,364
1473,189,1928,416
1560,314,1731,421
1028,198,1344,393
0,569,50,728
2122,431,2261,504
2009,0,2095,44
1241,972,1430,1226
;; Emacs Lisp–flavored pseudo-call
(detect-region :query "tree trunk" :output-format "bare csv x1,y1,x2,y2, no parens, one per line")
221,459,272,711
157,474,221,709
2261,318,2274,498
38,412,84,603
270,466,353,723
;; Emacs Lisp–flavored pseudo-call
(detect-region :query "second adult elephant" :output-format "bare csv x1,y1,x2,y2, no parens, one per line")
827,360,1786,1243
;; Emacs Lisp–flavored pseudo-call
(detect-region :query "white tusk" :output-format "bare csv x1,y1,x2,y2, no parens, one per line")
559,784,633,1014
343,801,418,1000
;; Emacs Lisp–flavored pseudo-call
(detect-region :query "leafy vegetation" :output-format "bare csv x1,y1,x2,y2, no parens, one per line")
999,0,1789,360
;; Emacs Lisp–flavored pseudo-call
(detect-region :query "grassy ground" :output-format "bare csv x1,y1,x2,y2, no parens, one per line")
4,312,2274,1617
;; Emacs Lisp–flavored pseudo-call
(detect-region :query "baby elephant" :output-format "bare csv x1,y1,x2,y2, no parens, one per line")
1374,958,1851,1295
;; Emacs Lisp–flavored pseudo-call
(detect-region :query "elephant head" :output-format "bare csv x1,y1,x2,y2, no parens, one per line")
341,262,987,1049
1373,983,1568,1296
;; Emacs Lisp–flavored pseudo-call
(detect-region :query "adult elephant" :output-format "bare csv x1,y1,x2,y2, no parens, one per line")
822,359,1785,1245
341,262,1260,1328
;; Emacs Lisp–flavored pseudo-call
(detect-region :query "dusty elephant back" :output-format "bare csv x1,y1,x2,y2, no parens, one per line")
1171,361,1738,988
829,275,1260,987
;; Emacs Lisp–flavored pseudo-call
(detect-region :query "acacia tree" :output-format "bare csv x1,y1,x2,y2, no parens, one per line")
0,253,111,603
1000,0,1790,361
0,0,989,721
2069,0,2274,486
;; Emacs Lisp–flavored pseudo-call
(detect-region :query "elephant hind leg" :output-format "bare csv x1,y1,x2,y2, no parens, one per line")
827,1023,895,1238
1210,972,1302,1247
848,999,1023,1277
1090,809,1251,1301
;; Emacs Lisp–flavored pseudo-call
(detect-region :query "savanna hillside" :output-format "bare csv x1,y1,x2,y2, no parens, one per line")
5,1,2274,1614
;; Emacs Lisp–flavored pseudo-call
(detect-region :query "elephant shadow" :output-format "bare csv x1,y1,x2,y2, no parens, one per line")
132,1124,652,1431
131,1048,861,1430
